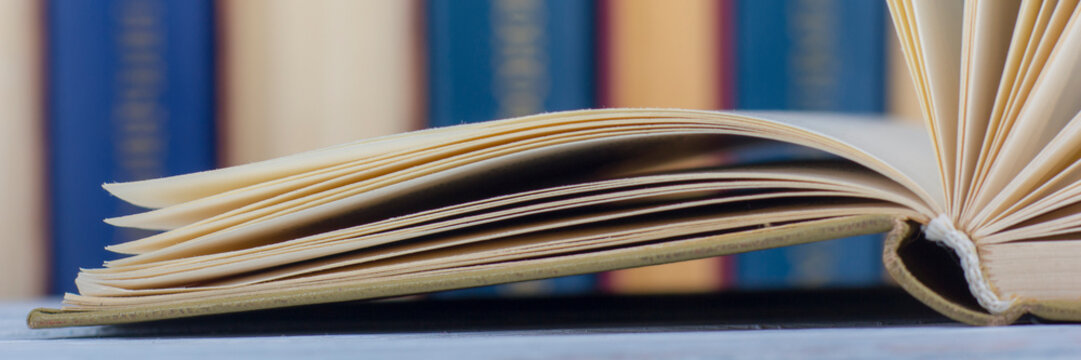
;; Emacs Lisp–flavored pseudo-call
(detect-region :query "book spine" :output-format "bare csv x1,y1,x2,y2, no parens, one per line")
733,0,886,289
47,0,216,293
426,0,597,297
426,0,595,127
219,0,422,165
0,0,46,298
598,0,734,294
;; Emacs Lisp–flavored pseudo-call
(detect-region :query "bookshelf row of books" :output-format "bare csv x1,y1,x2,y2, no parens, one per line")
0,0,920,299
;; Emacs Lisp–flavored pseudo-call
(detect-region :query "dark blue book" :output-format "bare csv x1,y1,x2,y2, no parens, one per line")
734,0,887,288
426,0,595,127
47,0,216,294
426,0,596,296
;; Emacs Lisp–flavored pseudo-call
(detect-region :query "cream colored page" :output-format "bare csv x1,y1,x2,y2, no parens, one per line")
107,138,471,231
954,0,1021,215
98,166,925,281
104,110,588,208
983,199,1081,244
83,192,857,291
110,108,937,214
975,112,1081,235
105,129,705,260
105,125,690,256
984,240,1081,300
78,202,909,298
968,0,1075,217
738,112,941,211
106,126,459,208
102,110,941,265
975,110,1081,230
909,0,965,204
105,156,390,230
94,177,672,274
974,5,1081,218
226,112,937,242
107,120,597,231
83,165,929,288
963,0,1044,220
216,205,908,294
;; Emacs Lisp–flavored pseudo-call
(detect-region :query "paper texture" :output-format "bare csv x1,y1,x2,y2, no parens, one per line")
29,215,894,328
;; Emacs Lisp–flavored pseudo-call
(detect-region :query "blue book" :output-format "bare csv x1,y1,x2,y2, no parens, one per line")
426,0,595,127
734,0,886,288
47,0,216,294
426,0,596,296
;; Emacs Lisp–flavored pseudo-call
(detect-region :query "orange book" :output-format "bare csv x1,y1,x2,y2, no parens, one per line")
219,0,424,165
598,0,733,294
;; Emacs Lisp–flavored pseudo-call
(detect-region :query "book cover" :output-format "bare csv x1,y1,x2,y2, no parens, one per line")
598,0,734,294
0,0,46,298
425,0,597,296
733,0,887,289
219,0,423,165
47,0,216,293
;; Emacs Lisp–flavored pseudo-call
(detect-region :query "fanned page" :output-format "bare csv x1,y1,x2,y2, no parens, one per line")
891,0,963,210
56,109,940,310
890,0,1081,314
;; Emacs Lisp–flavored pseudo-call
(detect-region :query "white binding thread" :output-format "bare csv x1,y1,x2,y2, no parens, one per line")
922,214,1013,314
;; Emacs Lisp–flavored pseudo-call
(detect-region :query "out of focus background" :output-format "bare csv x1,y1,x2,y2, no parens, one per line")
0,0,922,299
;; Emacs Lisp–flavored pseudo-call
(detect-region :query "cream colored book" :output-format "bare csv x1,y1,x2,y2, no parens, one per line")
29,0,1081,328
0,0,46,299
219,0,423,165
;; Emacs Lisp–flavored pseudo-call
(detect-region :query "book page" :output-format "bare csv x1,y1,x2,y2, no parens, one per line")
983,239,1081,301
735,111,941,209
973,113,1081,237
105,126,730,256
963,0,1046,220
954,0,1021,216
76,200,913,299
103,111,594,208
906,0,964,209
96,110,941,270
971,3,1081,224
79,163,929,293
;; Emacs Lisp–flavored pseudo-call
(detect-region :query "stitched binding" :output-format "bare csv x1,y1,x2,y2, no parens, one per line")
923,214,1013,314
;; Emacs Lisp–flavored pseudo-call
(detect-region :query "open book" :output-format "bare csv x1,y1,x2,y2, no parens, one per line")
29,0,1081,328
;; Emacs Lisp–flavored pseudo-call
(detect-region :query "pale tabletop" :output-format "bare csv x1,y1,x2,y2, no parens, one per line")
3,289,1080,360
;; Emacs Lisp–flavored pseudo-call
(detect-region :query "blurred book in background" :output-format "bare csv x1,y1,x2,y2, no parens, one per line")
219,0,423,165
47,0,217,293
733,0,887,289
426,0,595,126
0,0,46,298
426,0,597,297
598,0,734,294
